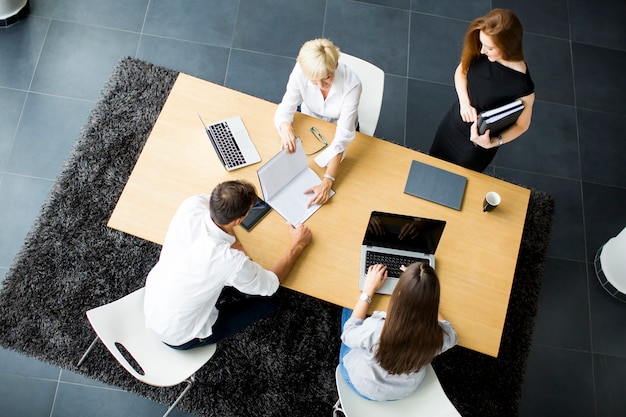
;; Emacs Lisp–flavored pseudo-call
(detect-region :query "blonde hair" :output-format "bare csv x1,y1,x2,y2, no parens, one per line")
297,38,340,80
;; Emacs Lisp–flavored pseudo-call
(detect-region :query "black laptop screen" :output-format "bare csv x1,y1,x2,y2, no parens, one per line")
363,211,446,254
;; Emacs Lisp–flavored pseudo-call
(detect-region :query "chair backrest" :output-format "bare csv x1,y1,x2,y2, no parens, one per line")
335,365,461,417
339,52,385,136
86,287,217,387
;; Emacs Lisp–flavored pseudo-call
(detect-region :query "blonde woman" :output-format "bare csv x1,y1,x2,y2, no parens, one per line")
274,38,362,207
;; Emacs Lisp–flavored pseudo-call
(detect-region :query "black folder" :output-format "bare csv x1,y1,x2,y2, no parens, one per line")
477,99,524,135
403,160,467,210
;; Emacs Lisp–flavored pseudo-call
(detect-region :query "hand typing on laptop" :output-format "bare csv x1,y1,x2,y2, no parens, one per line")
362,264,389,299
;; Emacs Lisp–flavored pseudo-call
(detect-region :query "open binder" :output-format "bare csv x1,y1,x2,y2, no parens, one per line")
257,138,334,225
477,99,524,135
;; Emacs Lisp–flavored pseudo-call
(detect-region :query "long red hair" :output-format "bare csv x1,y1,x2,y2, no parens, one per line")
460,8,524,74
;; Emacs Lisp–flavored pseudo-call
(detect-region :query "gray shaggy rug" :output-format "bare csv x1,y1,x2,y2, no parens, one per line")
0,57,553,417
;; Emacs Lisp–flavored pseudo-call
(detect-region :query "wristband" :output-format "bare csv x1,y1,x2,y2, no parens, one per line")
323,174,335,182
359,292,371,304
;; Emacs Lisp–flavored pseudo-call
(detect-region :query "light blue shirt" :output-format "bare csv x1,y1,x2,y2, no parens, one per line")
341,311,458,401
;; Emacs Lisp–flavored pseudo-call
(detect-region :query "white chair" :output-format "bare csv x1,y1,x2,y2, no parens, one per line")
77,287,217,417
339,52,385,136
595,226,626,302
332,365,462,417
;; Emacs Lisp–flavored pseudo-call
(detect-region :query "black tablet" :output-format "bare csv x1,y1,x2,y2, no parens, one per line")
241,197,272,231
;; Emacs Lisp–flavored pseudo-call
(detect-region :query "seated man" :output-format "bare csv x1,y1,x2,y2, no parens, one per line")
144,180,312,349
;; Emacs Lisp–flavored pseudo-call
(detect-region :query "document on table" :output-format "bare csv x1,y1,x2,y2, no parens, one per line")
257,138,334,225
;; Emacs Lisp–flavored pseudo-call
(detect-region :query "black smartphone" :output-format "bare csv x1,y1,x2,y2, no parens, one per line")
241,197,272,231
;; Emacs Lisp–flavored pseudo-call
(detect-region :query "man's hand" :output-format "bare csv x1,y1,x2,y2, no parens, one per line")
268,222,312,283
288,222,312,249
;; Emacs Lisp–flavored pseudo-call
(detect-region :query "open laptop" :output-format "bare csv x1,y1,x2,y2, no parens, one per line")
197,114,261,171
359,211,446,295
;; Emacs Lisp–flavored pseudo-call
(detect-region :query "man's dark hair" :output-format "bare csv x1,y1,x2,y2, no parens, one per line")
210,180,257,225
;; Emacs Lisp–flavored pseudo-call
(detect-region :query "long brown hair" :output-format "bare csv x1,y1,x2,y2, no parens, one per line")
375,262,444,374
460,8,524,74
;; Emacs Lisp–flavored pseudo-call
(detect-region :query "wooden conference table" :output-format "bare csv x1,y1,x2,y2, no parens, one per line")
109,73,530,358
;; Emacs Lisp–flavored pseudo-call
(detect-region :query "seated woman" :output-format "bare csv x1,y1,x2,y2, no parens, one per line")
274,38,362,207
340,263,457,401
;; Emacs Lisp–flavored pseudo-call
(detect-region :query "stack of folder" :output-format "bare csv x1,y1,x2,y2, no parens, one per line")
477,99,524,135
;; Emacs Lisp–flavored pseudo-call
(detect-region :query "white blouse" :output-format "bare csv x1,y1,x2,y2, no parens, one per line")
274,61,362,167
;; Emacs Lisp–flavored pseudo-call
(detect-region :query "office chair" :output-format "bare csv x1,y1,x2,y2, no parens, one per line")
77,287,217,417
332,365,462,417
339,53,385,136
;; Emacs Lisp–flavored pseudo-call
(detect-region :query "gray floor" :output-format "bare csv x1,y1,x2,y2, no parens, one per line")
1,0,625,416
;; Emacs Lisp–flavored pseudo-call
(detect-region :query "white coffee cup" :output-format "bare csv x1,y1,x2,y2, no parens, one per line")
483,191,501,212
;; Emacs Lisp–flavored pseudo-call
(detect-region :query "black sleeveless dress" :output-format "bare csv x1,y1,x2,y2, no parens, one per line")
429,55,535,172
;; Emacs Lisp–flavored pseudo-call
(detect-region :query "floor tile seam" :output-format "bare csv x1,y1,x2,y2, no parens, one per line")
531,342,594,355
570,39,626,54
405,75,452,87
2,88,30,181
137,30,233,50
590,350,599,416
590,351,626,360
56,378,126,392
0,171,57,183
228,46,297,62
49,371,61,417
402,9,412,149
583,254,596,379
580,179,626,192
533,98,577,110
407,9,471,25
38,16,145,36
349,0,413,14
573,104,626,119
490,165,583,184
0,370,59,383
138,0,151,38
22,89,97,105
545,255,592,266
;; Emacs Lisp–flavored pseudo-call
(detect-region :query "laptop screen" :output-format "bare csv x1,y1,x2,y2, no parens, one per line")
363,211,446,255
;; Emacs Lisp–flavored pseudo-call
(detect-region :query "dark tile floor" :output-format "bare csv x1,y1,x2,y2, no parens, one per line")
1,0,625,416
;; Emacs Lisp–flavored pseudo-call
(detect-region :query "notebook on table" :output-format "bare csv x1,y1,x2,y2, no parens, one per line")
257,137,334,226
404,160,467,211
359,211,446,295
197,114,261,171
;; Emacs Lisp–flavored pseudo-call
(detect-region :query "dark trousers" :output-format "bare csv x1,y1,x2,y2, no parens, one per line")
167,287,277,350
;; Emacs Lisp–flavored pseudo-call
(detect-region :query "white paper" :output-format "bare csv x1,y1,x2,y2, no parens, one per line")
257,138,334,225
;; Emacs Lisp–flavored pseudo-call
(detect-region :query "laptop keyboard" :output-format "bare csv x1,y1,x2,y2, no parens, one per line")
207,122,246,168
365,251,429,278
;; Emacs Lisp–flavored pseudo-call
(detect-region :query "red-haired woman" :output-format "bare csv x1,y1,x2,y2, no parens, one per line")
339,263,457,400
429,8,535,172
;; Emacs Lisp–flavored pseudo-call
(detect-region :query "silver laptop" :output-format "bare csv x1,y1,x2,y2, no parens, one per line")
360,211,446,295
197,114,261,171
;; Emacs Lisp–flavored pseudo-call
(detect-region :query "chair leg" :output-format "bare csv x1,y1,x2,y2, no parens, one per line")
163,374,195,417
332,398,344,417
76,336,99,367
